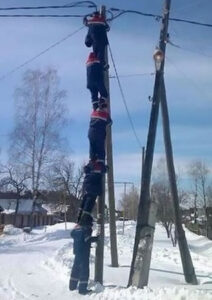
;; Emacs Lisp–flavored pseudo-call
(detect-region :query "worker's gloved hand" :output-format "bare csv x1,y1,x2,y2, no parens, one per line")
90,235,100,243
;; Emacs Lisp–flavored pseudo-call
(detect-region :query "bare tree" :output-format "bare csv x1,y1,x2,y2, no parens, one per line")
187,161,201,223
9,68,68,197
44,157,84,221
119,186,139,220
207,185,212,207
152,157,177,245
187,160,210,235
0,164,29,225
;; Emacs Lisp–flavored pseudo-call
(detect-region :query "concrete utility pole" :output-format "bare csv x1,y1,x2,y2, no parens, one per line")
128,0,171,288
160,78,198,284
95,5,119,284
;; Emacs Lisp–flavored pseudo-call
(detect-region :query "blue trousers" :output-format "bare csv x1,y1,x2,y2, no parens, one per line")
70,247,90,292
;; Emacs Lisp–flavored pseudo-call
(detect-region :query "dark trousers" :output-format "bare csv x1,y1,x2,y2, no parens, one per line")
78,193,97,222
69,248,90,292
88,128,106,162
93,42,106,66
89,82,108,103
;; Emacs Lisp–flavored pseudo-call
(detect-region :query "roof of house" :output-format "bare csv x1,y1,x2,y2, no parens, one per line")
0,198,47,215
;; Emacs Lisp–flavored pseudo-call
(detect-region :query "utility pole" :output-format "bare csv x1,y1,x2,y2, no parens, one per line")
103,5,119,268
122,182,127,234
128,0,171,288
95,5,119,284
160,78,198,284
94,175,105,283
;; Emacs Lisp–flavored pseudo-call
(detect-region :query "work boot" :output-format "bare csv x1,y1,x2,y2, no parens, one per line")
98,97,108,109
79,289,92,295
69,278,78,291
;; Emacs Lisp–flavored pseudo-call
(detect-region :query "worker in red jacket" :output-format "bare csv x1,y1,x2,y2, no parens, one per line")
87,101,112,171
86,52,108,109
84,11,109,68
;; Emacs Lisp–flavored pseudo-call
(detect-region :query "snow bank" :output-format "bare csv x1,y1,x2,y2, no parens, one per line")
3,225,23,235
84,286,212,300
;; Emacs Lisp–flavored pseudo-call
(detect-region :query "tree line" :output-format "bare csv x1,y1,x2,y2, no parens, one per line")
119,157,212,242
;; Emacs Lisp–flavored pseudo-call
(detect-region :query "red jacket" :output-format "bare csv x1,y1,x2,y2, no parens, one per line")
86,52,100,67
90,108,112,129
87,15,106,26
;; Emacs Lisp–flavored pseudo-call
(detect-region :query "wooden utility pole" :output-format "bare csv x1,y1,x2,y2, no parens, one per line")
94,176,105,283
160,78,198,284
122,182,127,234
95,5,119,284
102,5,119,268
128,0,197,288
128,0,171,288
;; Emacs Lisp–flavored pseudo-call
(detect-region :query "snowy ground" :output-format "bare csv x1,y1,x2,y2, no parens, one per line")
0,221,212,300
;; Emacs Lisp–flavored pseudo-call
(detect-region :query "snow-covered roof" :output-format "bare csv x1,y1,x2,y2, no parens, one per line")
0,199,47,214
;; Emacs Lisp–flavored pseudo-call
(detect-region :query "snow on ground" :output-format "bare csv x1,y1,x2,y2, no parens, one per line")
0,221,212,300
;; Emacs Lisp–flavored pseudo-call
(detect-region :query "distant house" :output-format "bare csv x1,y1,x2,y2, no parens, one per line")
0,192,47,215
0,192,53,228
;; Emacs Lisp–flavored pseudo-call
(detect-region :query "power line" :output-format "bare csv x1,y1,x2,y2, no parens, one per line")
109,8,212,28
0,2,97,10
0,14,85,18
170,16,212,28
1,5,212,29
0,26,84,81
108,44,143,149
110,72,155,79
168,40,212,58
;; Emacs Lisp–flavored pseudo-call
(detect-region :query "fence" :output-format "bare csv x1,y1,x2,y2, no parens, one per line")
0,213,55,229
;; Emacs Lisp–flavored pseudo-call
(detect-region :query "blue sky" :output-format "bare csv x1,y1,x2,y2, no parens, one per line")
0,0,212,199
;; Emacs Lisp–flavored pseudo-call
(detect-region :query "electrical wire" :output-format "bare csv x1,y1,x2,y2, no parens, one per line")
108,8,161,22
168,40,212,58
110,72,155,79
0,2,97,10
108,44,143,149
0,26,84,81
108,8,212,28
1,5,212,29
0,14,85,18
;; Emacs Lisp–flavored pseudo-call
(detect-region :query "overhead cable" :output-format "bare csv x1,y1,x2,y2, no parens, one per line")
0,2,97,10
110,72,155,79
109,8,212,28
0,14,85,18
108,44,143,149
0,26,84,81
168,40,212,58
